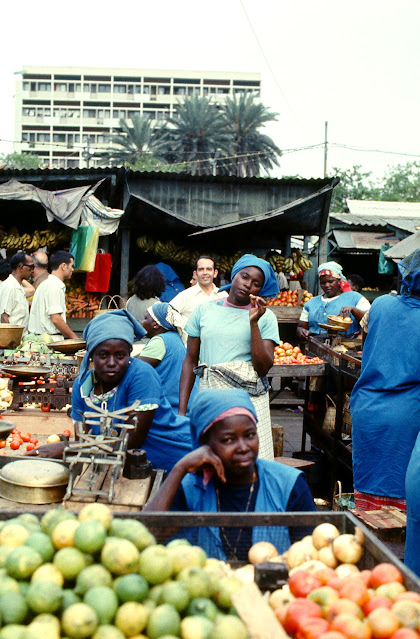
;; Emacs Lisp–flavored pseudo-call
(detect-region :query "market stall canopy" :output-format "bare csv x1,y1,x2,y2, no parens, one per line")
187,183,337,250
332,212,418,235
124,171,337,233
383,231,420,260
331,229,400,253
0,178,124,235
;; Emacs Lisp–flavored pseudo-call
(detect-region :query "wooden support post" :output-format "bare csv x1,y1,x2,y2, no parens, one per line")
120,228,130,298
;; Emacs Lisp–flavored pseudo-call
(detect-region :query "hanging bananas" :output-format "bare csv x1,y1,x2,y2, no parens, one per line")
0,229,69,251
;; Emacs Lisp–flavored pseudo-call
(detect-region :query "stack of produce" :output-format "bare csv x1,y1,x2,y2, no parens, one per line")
266,290,313,307
66,288,100,318
2,333,55,359
0,227,70,252
266,249,313,277
266,522,420,639
0,378,12,410
0,504,250,639
273,342,324,365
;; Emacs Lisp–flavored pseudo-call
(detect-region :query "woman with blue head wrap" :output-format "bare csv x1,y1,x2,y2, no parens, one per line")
178,254,280,461
351,248,420,514
145,387,315,559
139,302,197,412
29,309,193,471
297,260,370,340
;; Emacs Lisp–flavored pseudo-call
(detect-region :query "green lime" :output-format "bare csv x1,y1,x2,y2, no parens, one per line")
0,591,28,624
25,613,61,639
41,507,76,537
0,545,14,569
61,588,81,611
75,564,113,595
26,579,63,614
210,614,248,639
181,615,214,639
114,601,149,637
146,603,181,639
25,531,55,562
110,518,156,550
176,566,211,599
53,547,87,580
0,574,20,595
187,597,219,620
18,513,40,528
160,581,190,612
73,519,107,554
84,585,118,625
61,602,99,639
0,624,27,639
6,545,43,580
114,573,149,603
138,544,174,585
92,626,125,639
77,503,113,530
31,562,64,586
101,538,140,575
0,523,30,547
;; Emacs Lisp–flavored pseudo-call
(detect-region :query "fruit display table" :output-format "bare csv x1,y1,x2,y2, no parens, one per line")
267,360,326,406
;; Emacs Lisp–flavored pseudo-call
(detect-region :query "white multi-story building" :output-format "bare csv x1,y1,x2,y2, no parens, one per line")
14,66,261,169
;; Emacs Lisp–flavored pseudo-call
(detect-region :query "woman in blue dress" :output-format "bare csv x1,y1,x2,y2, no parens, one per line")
179,254,280,460
297,261,370,341
405,431,420,576
144,388,315,559
139,301,197,413
351,249,420,510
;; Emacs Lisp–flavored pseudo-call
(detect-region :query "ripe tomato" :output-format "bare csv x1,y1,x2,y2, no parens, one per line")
41,403,51,412
297,617,330,639
21,432,31,442
0,440,6,449
369,564,404,589
63,429,71,438
26,443,36,451
283,598,323,636
10,440,21,450
30,437,39,444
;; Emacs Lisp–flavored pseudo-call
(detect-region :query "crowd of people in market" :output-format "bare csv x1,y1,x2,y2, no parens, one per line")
0,246,419,574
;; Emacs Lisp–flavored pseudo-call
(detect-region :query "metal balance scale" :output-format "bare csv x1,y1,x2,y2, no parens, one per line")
63,398,154,504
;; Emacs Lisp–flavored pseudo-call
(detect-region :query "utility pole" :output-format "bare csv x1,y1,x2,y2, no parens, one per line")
323,121,328,177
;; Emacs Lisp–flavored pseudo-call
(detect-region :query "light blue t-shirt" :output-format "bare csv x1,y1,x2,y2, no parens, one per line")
185,300,279,365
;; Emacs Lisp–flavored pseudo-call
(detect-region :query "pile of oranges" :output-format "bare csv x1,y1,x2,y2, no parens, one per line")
273,342,324,365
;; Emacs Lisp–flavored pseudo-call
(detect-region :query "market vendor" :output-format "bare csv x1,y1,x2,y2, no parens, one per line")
144,388,315,559
179,254,280,461
27,309,192,471
351,249,420,511
296,261,370,340
139,301,198,413
405,431,420,577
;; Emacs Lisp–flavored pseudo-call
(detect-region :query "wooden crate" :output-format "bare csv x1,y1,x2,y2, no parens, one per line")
269,306,302,323
268,362,326,378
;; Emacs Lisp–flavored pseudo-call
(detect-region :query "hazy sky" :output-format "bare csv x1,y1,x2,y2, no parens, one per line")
1,0,419,180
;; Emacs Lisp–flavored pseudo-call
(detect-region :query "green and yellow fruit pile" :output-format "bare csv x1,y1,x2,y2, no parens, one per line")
0,504,248,638
266,249,313,276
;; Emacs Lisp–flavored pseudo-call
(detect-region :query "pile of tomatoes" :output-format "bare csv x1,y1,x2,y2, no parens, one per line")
273,342,324,366
0,428,39,452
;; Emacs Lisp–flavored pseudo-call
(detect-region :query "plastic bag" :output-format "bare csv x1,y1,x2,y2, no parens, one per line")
70,225,99,272
85,252,112,292
378,244,394,275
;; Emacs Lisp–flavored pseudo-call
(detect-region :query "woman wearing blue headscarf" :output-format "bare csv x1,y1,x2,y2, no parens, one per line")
29,310,192,472
139,302,197,412
351,249,420,511
179,254,280,460
145,388,315,559
297,261,370,340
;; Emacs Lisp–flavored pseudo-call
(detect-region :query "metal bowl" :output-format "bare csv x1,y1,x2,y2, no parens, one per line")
327,315,352,330
52,339,86,354
0,459,69,504
0,324,25,349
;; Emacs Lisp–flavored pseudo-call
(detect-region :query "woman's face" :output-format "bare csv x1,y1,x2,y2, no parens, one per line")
229,266,264,304
206,415,259,482
91,339,131,390
319,274,341,298
142,311,156,336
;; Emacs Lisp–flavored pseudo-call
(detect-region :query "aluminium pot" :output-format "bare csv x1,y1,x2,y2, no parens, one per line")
0,459,69,504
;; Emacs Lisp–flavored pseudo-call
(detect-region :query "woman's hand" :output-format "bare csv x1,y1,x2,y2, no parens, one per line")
249,294,266,322
297,326,309,341
177,445,226,484
23,442,66,459
340,305,355,317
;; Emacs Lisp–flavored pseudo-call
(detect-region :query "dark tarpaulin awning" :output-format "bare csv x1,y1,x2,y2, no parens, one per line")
187,183,336,250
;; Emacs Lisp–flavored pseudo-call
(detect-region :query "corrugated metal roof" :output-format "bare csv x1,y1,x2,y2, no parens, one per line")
332,229,399,251
331,213,418,233
347,199,420,218
383,231,420,259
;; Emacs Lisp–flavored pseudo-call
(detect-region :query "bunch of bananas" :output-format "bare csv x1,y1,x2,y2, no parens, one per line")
0,228,69,251
266,249,313,275
136,236,156,252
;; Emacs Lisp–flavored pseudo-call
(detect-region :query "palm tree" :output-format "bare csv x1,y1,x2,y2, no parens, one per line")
222,92,282,177
157,96,232,175
96,114,165,167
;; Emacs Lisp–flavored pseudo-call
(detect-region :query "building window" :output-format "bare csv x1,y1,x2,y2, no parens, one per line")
23,82,30,91
68,159,79,168
53,134,66,143
23,107,36,117
83,109,96,118
98,84,110,93
54,83,67,92
37,133,50,142
38,82,51,91
114,84,127,93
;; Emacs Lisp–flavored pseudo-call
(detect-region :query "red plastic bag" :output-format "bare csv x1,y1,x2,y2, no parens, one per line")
85,252,112,292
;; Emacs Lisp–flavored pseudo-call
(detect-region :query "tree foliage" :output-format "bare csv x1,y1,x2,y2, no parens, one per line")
0,152,42,170
96,114,166,167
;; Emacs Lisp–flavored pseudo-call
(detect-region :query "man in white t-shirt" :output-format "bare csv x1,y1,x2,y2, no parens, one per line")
170,256,227,326
29,250,78,341
0,252,34,332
